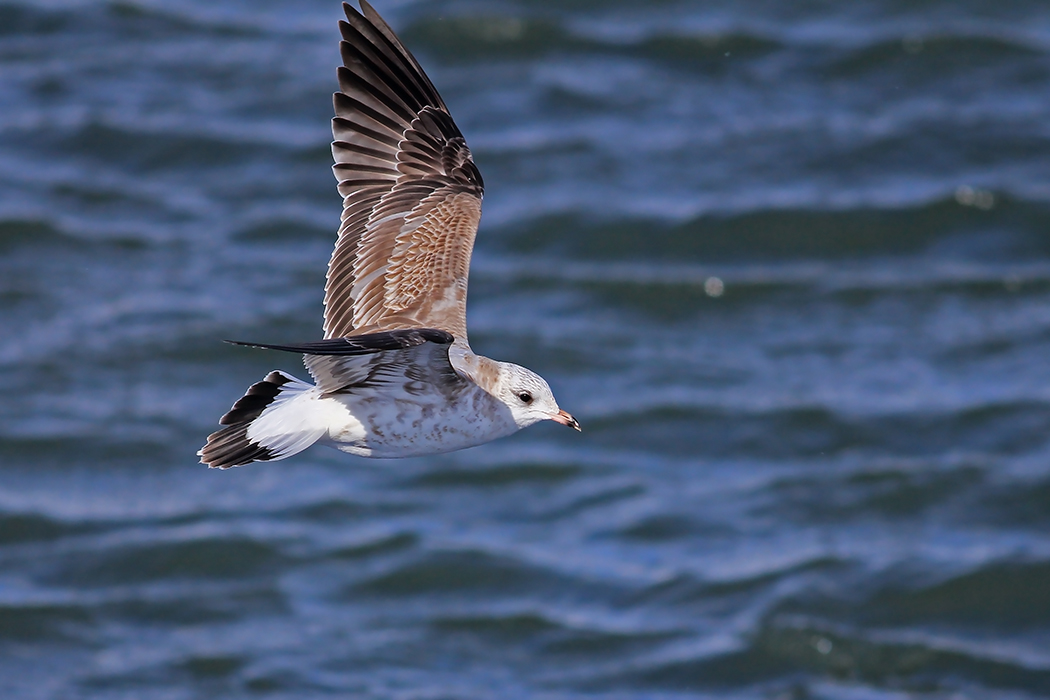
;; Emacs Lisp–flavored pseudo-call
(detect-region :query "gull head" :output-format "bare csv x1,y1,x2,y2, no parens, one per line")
496,362,580,432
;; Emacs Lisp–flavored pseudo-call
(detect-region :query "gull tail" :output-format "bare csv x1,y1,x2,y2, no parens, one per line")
199,370,326,469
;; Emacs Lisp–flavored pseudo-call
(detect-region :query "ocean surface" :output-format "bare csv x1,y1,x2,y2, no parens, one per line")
2,0,1050,697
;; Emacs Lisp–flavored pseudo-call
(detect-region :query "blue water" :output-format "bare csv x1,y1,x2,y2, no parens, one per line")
2,0,1050,697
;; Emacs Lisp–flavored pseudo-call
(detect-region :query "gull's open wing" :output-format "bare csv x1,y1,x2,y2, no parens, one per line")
324,1,484,346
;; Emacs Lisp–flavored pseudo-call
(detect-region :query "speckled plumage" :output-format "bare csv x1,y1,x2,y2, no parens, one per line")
198,2,578,469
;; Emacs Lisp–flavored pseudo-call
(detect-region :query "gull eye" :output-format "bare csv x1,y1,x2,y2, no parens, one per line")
517,391,533,404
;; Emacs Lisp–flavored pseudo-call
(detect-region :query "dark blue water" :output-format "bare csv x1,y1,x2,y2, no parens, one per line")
3,0,1050,697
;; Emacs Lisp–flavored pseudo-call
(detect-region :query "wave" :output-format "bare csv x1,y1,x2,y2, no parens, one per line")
0,1,263,40
0,511,80,545
0,600,92,642
408,461,583,488
42,535,288,587
577,393,1050,455
345,545,648,606
865,559,1050,627
493,194,1050,263
826,32,1045,77
0,217,160,253
605,614,1050,693
0,218,86,251
431,608,683,659
583,568,1050,692
48,121,285,173
348,548,578,598
403,15,782,63
401,13,1046,69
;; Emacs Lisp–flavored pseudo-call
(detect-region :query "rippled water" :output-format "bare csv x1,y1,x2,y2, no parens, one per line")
3,0,1050,697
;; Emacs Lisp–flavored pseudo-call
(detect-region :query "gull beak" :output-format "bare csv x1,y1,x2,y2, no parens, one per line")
551,409,581,432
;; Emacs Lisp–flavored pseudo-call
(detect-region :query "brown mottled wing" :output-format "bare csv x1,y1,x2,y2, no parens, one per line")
324,1,485,346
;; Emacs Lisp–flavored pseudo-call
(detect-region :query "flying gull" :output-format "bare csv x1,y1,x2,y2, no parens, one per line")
199,1,579,469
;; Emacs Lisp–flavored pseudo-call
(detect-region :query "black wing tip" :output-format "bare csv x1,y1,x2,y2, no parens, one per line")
200,370,293,468
223,339,281,351
341,2,385,36
218,371,293,425
352,1,390,33
199,423,278,469
312,328,455,355
222,329,454,356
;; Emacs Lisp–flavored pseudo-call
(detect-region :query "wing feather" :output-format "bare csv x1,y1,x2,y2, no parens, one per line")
323,2,484,345
311,335,466,399
225,329,467,398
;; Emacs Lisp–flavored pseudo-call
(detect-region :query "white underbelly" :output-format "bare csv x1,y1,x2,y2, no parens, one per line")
321,389,517,458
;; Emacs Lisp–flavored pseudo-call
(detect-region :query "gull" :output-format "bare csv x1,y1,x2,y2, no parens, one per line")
199,1,579,469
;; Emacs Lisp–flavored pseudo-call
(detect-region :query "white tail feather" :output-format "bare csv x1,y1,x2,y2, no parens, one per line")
246,381,327,460
199,371,325,469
